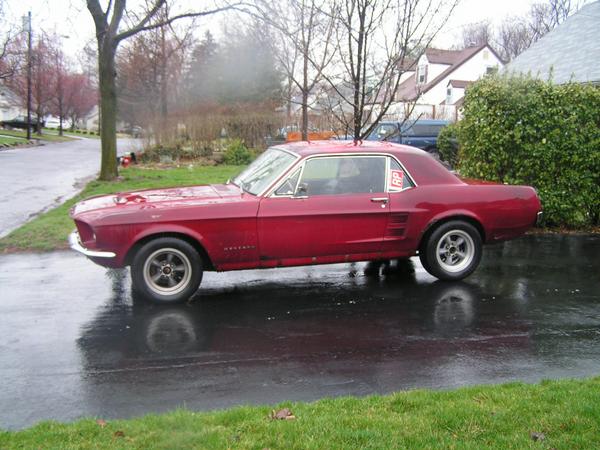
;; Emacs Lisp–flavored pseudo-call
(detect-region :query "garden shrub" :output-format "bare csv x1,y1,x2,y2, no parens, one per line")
457,75,600,228
223,139,254,165
437,123,459,167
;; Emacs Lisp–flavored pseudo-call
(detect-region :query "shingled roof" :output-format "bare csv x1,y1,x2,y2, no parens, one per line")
505,1,600,84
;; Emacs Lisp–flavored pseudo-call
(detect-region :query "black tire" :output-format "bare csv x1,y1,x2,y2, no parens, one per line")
131,237,203,304
419,221,482,281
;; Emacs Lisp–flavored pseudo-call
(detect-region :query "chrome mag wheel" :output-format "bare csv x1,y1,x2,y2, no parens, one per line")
143,248,193,296
435,229,475,273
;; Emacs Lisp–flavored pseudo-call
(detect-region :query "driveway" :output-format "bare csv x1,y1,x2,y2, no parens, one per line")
0,234,599,430
0,138,141,238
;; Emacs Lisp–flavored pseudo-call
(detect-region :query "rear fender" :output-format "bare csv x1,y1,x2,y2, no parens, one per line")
418,209,487,249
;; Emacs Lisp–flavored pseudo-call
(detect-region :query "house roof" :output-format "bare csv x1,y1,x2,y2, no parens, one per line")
447,79,472,88
397,44,494,101
425,48,465,65
505,1,600,84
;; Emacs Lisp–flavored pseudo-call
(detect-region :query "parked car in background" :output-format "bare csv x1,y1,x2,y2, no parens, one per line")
124,125,143,138
0,115,45,131
366,119,449,154
70,141,542,304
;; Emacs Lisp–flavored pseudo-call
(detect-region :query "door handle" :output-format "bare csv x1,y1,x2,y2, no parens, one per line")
370,197,388,208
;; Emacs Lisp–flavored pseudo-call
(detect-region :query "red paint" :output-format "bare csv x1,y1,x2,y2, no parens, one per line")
70,141,542,271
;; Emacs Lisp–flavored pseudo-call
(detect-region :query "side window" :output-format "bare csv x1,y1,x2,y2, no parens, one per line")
388,158,414,191
299,156,386,196
372,124,398,140
274,168,301,196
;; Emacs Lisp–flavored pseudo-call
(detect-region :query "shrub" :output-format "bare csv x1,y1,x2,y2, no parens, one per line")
437,123,459,167
456,75,600,228
223,139,254,165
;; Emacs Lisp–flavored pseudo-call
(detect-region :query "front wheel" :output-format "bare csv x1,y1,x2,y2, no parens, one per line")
131,237,203,304
420,221,482,281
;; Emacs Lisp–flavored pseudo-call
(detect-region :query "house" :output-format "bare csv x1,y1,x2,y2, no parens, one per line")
0,84,25,122
504,1,600,84
384,44,504,121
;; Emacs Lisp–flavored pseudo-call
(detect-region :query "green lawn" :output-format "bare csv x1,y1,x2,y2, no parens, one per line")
0,128,75,142
0,135,27,146
1,377,599,449
43,127,102,139
0,165,244,253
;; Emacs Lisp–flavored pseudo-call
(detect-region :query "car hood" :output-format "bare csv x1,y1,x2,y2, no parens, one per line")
71,183,243,217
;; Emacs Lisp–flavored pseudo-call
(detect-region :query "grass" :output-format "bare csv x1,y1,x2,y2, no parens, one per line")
1,377,599,449
0,128,75,142
0,135,27,146
0,164,244,253
43,127,102,139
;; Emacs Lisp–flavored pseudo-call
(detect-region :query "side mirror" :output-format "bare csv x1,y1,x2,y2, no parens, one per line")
295,182,308,197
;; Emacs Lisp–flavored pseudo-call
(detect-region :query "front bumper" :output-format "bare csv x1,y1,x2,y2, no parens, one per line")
69,230,116,258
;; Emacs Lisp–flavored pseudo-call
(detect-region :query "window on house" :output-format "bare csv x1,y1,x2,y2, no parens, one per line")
446,87,452,103
486,66,498,75
483,50,489,60
417,65,427,84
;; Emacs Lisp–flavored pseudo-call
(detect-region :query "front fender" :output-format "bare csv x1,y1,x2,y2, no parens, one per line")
124,224,213,265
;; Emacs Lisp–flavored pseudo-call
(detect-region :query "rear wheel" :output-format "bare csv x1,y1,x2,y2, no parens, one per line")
420,221,482,281
131,237,203,304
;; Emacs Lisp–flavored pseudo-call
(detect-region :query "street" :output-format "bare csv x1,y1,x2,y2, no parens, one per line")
0,233,598,430
0,138,141,238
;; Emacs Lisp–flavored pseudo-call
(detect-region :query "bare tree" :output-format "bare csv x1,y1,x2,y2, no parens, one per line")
529,0,576,40
86,0,237,181
253,0,336,140
327,0,457,141
460,21,493,48
495,17,533,62
117,4,193,131
0,0,20,80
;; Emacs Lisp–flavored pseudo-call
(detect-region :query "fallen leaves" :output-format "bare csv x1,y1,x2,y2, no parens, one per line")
270,408,296,420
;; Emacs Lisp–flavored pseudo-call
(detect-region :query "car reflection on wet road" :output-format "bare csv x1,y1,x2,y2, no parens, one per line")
0,234,599,429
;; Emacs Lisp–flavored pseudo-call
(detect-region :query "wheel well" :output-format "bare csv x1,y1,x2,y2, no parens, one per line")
125,232,215,270
418,215,485,251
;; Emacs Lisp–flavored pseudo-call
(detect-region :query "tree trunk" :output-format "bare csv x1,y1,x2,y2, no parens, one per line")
98,44,119,181
301,90,309,141
301,53,309,141
58,99,64,136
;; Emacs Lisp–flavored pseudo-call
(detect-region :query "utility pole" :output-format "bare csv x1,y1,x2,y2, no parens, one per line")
25,12,32,140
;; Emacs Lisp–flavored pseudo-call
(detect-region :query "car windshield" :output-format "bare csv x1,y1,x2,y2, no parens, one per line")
231,148,297,195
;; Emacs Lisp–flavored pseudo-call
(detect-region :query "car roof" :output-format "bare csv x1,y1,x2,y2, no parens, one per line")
272,140,462,186
377,119,449,126
274,140,427,157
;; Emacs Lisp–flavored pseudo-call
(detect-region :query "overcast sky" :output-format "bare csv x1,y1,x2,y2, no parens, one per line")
2,0,588,60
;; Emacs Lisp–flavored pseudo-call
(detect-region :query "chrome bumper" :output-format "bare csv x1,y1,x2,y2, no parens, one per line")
69,230,116,258
535,211,543,226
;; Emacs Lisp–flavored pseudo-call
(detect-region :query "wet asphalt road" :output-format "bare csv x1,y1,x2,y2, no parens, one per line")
0,138,141,238
0,234,599,429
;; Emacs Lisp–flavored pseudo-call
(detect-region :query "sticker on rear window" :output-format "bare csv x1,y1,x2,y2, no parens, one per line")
389,170,404,189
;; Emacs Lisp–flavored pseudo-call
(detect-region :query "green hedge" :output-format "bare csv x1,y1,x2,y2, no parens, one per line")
456,76,600,228
437,123,459,167
223,139,254,165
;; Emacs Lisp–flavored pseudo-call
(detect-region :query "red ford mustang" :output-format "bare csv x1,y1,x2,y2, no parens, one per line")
70,141,542,303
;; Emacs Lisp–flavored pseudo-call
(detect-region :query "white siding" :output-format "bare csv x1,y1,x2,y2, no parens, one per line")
419,48,502,105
